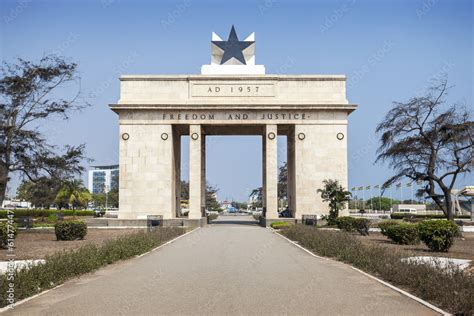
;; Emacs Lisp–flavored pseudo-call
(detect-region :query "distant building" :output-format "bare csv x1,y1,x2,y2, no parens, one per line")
392,204,426,213
1,199,32,209
88,165,119,194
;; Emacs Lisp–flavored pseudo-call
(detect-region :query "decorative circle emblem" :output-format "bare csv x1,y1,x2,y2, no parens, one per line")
268,132,276,140
161,133,168,140
298,133,305,140
191,133,199,140
121,133,130,141
336,133,344,140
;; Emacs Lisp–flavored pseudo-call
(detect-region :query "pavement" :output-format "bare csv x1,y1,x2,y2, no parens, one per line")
3,216,438,315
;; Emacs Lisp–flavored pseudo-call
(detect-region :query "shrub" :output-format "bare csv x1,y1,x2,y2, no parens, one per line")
385,223,419,245
334,217,369,236
0,209,95,219
280,225,473,315
378,221,400,236
207,213,218,221
335,216,356,232
0,222,17,249
353,218,370,236
0,227,184,308
390,213,470,220
270,221,292,229
417,220,459,252
54,221,87,241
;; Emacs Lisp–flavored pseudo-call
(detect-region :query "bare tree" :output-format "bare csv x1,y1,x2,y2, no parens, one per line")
0,55,89,202
376,79,473,219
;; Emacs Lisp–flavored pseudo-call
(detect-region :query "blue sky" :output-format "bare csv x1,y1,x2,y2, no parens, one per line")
1,0,473,201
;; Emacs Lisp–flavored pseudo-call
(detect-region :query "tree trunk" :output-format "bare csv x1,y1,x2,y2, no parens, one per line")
0,164,9,203
443,190,454,220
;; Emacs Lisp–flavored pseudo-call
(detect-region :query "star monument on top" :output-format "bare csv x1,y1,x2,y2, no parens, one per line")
201,26,265,75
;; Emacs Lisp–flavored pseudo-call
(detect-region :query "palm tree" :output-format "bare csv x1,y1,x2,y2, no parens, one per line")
317,179,351,225
55,179,91,210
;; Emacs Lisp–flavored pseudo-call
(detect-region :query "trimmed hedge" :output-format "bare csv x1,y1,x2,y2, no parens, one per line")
335,217,370,236
0,209,95,219
55,221,87,241
270,221,292,229
0,222,17,249
390,213,470,220
281,226,473,315
378,221,400,236
0,227,184,308
417,220,459,252
207,213,218,221
335,217,356,232
385,223,419,245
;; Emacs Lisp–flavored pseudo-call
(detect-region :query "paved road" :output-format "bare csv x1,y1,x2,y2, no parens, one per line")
5,216,437,315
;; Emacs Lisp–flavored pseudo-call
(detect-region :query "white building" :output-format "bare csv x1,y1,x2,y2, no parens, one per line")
1,199,32,209
392,204,426,213
88,165,119,194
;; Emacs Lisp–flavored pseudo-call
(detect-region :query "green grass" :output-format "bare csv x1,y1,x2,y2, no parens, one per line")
281,225,473,315
270,221,292,229
0,227,185,307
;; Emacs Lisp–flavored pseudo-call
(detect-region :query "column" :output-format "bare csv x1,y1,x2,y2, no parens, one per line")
189,125,203,219
262,135,267,214
264,124,279,219
201,134,206,215
287,126,296,217
172,127,181,218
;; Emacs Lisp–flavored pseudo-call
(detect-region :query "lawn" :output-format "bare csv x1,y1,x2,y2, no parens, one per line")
355,231,474,267
0,228,146,260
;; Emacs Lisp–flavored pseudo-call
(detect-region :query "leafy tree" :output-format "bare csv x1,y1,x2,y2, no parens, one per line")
16,177,60,208
249,187,262,206
376,79,473,220
205,183,221,213
231,201,248,210
278,162,287,200
363,196,401,211
317,179,351,225
178,180,221,212
55,179,91,210
180,180,189,200
0,55,88,203
249,162,288,210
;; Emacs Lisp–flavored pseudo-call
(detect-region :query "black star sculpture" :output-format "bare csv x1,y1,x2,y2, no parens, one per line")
212,25,254,65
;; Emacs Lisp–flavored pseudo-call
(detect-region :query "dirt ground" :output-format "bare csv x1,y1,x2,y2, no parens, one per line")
1,228,146,260
355,232,474,262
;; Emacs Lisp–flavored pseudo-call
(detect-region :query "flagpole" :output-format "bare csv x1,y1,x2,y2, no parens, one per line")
378,187,381,212
370,187,374,211
362,188,365,210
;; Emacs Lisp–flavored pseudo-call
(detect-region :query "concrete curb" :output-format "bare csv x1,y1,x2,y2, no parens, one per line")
268,228,450,316
0,227,200,313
